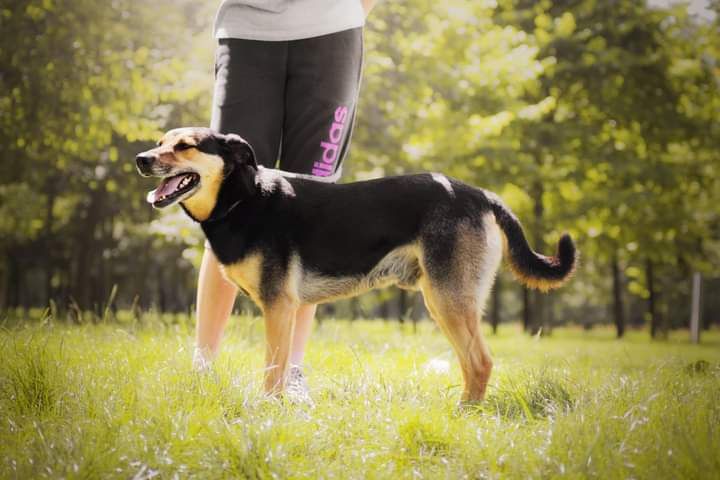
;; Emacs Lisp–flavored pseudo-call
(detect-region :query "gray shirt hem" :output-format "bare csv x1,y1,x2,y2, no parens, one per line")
215,19,364,41
214,0,365,41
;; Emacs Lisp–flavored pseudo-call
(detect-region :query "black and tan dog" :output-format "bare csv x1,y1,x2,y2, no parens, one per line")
136,127,576,402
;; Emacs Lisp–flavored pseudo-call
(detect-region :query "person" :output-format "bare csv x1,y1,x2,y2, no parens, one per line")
193,0,377,401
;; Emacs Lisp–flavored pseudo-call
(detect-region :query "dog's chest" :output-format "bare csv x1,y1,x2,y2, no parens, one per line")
220,252,263,304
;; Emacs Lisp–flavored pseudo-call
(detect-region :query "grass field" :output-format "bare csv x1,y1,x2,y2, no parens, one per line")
1,317,719,479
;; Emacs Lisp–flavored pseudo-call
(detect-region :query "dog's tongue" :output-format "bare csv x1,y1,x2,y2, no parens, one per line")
146,175,185,204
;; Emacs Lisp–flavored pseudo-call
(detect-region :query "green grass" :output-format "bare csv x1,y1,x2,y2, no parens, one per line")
1,317,719,479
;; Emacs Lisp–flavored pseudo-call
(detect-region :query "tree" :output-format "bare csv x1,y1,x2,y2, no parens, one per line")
0,0,215,312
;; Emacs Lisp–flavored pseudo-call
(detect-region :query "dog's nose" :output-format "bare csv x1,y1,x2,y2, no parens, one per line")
136,153,155,172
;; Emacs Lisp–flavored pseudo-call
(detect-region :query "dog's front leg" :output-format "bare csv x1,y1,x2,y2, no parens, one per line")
262,295,299,396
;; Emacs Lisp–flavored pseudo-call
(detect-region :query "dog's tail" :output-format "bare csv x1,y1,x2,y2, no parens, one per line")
487,193,577,292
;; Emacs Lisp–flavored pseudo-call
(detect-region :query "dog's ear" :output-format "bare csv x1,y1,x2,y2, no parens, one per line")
221,133,257,170
207,133,258,222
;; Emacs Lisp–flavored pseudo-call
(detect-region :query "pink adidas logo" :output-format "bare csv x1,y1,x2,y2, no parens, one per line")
312,106,348,177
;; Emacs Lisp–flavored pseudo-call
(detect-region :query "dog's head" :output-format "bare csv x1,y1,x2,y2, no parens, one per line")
136,128,257,221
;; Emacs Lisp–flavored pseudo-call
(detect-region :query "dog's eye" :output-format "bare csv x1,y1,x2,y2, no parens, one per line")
175,142,194,151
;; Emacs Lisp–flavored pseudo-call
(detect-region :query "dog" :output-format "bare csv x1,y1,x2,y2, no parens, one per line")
136,127,576,402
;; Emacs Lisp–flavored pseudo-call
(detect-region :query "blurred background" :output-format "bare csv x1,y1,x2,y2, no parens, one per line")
0,0,718,338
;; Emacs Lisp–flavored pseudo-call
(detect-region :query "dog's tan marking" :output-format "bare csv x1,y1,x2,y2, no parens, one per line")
286,254,303,302
506,262,562,292
178,151,225,222
176,136,198,148
222,252,264,305
262,295,299,395
223,251,305,397
451,215,503,310
298,273,360,305
478,214,504,302
298,244,421,304
366,244,422,290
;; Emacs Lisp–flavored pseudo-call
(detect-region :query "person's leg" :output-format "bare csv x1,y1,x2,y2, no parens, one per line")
280,28,364,369
284,304,316,403
193,247,238,370
290,304,317,365
194,38,287,370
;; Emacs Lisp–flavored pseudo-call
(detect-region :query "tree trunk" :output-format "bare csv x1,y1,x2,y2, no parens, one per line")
5,251,20,309
490,277,501,334
544,293,554,335
0,255,5,310
158,265,167,314
690,272,701,344
522,287,531,332
324,303,337,320
138,208,154,310
532,291,544,335
73,187,102,310
43,183,57,306
375,290,390,321
397,289,407,323
411,295,419,334
350,297,360,321
380,298,389,321
528,177,545,334
612,255,626,338
646,259,659,338
73,234,90,310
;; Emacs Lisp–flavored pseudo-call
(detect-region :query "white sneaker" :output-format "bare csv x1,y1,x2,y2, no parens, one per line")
285,364,314,406
192,346,214,373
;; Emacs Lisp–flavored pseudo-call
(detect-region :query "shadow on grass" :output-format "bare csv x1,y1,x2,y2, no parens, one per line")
215,429,278,479
399,415,452,459
684,359,712,376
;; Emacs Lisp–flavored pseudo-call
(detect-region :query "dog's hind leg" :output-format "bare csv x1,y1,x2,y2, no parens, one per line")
420,216,502,402
262,295,299,396
420,281,494,402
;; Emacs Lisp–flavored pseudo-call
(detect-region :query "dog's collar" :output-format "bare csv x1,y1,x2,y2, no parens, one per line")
204,199,242,223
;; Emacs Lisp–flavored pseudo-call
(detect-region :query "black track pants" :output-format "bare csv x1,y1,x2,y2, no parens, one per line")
211,27,363,179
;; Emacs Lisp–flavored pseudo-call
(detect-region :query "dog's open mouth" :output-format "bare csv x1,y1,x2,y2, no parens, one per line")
146,172,200,208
